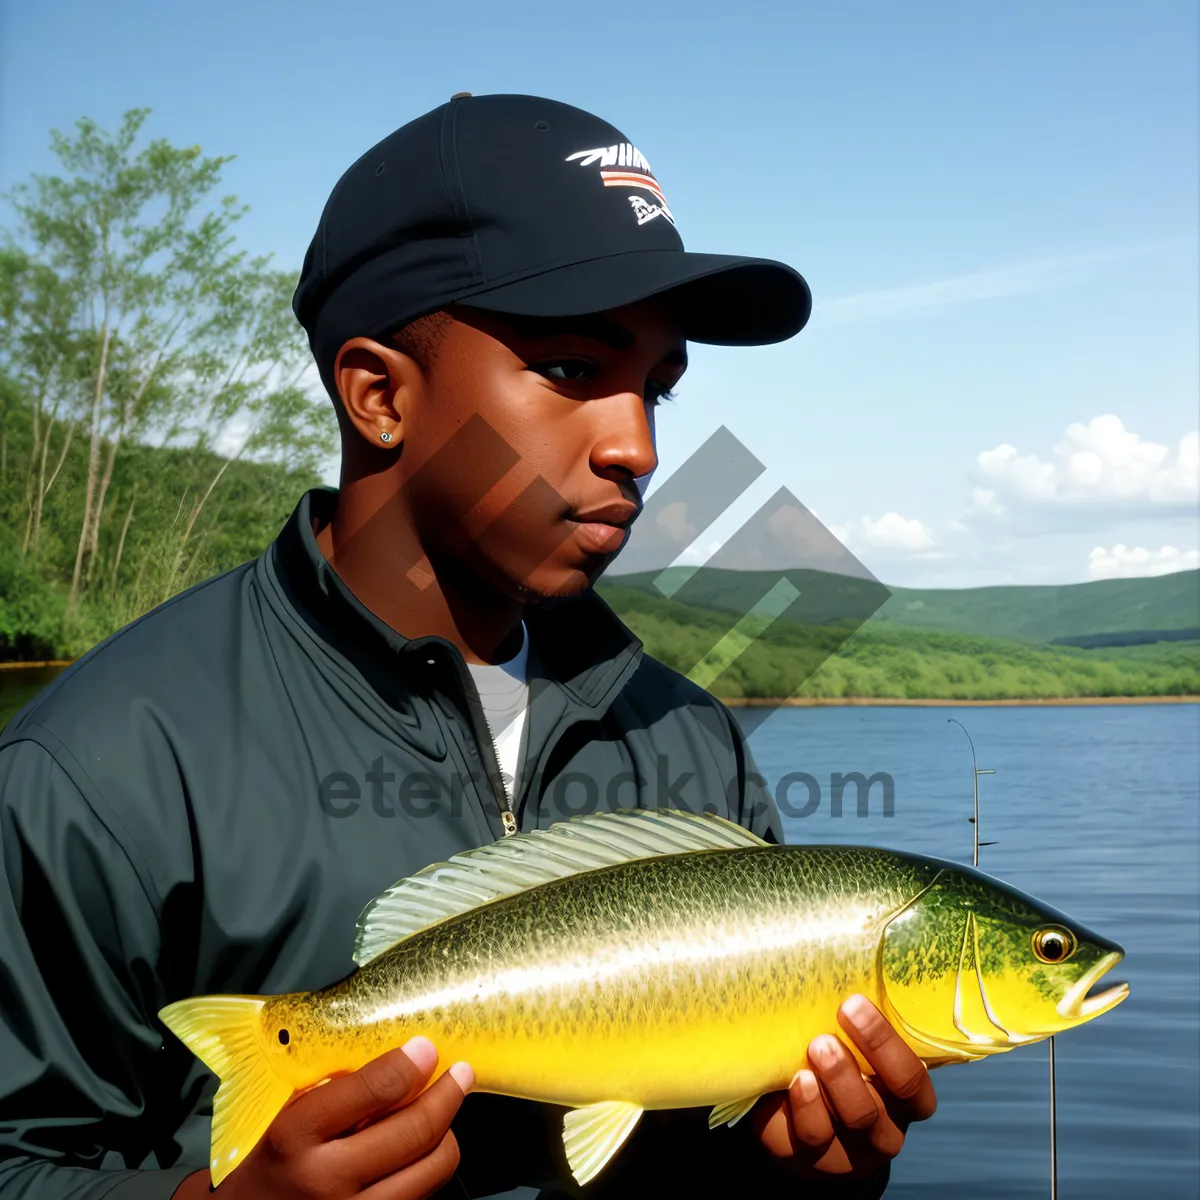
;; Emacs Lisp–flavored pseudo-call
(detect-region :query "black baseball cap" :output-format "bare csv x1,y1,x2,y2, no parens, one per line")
293,93,812,393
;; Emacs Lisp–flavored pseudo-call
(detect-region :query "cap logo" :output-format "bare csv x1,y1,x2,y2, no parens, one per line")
565,143,675,226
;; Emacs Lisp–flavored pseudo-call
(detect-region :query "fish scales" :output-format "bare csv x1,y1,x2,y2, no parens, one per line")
295,846,938,1107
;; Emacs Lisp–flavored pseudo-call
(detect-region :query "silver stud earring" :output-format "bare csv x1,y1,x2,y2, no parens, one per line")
379,431,392,443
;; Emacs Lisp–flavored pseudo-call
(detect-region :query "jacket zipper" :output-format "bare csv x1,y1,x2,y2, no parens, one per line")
452,663,520,838
476,712,518,836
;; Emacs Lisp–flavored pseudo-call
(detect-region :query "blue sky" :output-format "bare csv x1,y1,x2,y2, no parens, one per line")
1,0,1196,587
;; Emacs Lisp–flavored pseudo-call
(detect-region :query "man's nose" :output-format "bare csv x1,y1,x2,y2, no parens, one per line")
589,392,659,483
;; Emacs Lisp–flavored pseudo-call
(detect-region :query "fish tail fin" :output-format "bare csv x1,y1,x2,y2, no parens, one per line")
159,995,294,1186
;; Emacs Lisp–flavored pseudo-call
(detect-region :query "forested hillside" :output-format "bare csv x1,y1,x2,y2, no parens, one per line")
0,110,336,659
602,567,1200,644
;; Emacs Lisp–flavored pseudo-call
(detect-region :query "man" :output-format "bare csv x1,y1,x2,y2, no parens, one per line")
0,94,936,1198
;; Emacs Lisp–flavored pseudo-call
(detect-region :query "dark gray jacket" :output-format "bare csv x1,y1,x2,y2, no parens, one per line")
0,488,887,1200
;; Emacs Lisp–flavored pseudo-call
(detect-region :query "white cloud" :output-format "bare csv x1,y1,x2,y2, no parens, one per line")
811,241,1190,326
654,500,698,545
1087,544,1200,579
976,416,1199,512
837,512,936,553
676,539,724,565
863,512,936,551
968,487,1007,516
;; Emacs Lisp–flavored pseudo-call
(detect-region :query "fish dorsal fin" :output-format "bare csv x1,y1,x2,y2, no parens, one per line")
352,808,767,966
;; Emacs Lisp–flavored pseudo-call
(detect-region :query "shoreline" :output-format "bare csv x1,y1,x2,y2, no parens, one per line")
1,663,1195,706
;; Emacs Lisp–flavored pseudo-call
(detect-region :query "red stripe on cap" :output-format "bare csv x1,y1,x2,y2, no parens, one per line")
601,176,667,204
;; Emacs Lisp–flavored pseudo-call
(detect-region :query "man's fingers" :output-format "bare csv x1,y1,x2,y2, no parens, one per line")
358,1130,462,1200
837,995,938,1122
339,1062,474,1186
290,1037,439,1144
858,1080,907,1160
786,1069,836,1149
807,1035,880,1131
758,1078,855,1177
753,1093,802,1161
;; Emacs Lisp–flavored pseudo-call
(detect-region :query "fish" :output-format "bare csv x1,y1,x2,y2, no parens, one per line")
158,808,1130,1188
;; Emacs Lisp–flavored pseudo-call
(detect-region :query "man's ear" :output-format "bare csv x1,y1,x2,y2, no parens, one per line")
332,337,424,448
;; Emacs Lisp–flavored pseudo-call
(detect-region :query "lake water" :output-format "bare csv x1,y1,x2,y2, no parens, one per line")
2,672,1197,1197
0,666,68,731
750,703,1200,1199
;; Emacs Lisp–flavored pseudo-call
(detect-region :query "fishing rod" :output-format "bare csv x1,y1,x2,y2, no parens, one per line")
946,718,1057,1200
946,718,996,864
1049,1034,1057,1199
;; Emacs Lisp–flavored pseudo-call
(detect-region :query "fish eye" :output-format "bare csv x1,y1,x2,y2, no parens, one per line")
278,1028,290,1046
1032,928,1077,963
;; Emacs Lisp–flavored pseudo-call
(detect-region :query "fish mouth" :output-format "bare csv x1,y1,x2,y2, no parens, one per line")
1055,951,1130,1022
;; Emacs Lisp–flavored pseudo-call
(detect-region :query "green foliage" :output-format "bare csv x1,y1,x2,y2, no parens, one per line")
0,400,324,658
0,109,336,659
608,566,1200,644
0,545,65,658
597,584,1200,700
1049,627,1200,649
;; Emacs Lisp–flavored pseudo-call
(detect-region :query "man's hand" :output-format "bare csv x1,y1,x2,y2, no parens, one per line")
753,994,937,1185
172,1036,472,1199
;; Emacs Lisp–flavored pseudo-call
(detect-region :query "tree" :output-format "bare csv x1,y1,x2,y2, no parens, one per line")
157,263,335,596
3,108,240,604
0,245,86,557
0,108,338,660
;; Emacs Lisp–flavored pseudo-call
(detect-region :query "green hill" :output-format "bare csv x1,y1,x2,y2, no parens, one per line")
596,582,1200,700
876,572,1200,641
600,566,1200,644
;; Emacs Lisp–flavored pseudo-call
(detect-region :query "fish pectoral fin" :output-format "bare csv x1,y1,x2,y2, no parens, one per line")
562,1101,644,1185
158,995,293,1188
708,1095,762,1129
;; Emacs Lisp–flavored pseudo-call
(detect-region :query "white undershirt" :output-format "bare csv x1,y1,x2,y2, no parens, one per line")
464,623,530,801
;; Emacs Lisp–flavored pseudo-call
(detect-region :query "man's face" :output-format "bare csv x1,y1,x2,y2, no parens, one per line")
395,299,686,603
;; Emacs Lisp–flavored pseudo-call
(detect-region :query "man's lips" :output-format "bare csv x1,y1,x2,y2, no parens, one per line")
568,501,640,555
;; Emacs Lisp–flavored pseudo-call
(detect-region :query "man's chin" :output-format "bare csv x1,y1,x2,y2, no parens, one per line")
434,548,604,606
511,569,598,606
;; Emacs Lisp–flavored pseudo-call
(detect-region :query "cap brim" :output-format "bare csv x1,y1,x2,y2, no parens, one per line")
451,251,811,345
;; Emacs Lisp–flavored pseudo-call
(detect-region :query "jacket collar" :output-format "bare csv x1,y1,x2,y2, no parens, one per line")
265,488,644,718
